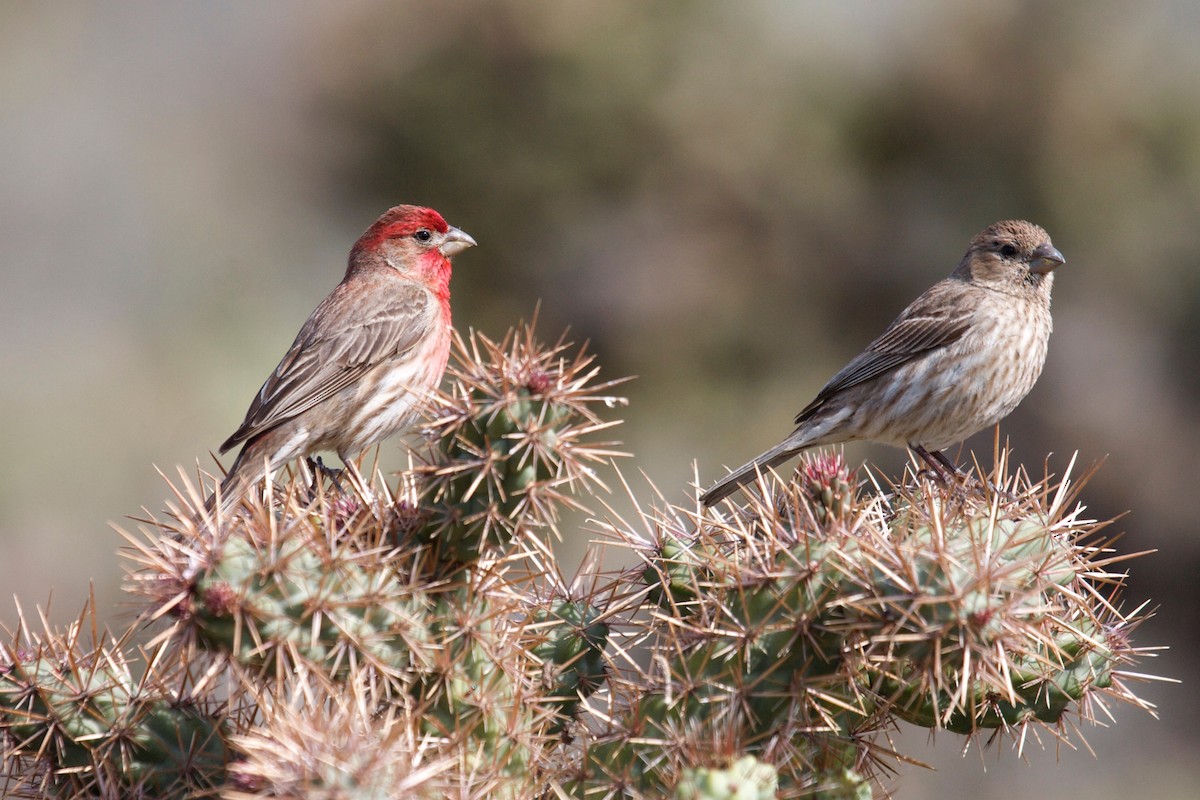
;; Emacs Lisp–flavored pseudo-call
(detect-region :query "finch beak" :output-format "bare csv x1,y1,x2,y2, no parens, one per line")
439,226,477,258
1030,243,1065,274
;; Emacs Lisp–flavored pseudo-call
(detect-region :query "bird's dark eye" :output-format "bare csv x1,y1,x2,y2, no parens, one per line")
999,243,1018,257
414,229,433,242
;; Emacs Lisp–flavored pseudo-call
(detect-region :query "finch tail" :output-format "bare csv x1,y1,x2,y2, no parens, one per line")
699,439,801,507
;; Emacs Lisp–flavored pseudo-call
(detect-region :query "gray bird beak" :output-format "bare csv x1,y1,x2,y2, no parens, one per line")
1030,242,1065,274
439,226,477,258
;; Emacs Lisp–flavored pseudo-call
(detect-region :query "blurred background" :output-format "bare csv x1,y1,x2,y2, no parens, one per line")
2,1,1198,796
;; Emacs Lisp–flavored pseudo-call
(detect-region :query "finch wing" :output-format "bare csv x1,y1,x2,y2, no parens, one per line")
794,283,971,424
220,281,432,452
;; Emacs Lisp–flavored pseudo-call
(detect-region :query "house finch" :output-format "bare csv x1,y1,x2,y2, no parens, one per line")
211,204,475,513
700,219,1065,507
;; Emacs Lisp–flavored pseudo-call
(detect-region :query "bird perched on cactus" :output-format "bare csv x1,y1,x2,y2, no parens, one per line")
701,220,1064,506
211,205,475,514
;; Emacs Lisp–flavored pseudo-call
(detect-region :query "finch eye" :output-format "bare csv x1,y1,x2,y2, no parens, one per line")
414,229,432,242
999,243,1018,257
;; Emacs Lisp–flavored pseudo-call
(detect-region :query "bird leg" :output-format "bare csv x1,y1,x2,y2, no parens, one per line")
909,445,1019,502
929,448,962,478
909,444,961,485
306,456,346,495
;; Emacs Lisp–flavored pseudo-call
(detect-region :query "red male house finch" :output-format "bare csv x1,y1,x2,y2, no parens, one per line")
211,205,475,513
700,219,1064,507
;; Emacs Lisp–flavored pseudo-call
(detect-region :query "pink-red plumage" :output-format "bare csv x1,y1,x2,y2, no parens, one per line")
213,205,474,513
700,220,1064,506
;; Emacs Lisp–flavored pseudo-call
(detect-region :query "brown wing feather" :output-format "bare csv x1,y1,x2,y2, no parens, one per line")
220,280,431,453
794,280,972,424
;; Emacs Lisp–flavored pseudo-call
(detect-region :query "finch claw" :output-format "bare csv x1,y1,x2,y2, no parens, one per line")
915,466,947,485
910,445,963,486
307,456,347,495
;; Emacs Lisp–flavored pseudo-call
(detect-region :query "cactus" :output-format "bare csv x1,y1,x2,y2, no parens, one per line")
829,476,1134,735
414,325,625,567
0,322,1158,799
184,528,432,681
674,755,779,800
0,601,228,798
580,452,1153,796
529,598,609,728
798,452,857,525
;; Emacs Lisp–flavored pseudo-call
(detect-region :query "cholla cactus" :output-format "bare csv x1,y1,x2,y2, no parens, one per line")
0,321,1160,800
675,755,779,800
415,324,626,566
0,599,228,798
848,471,1134,736
799,452,857,525
528,596,610,731
584,451,1155,797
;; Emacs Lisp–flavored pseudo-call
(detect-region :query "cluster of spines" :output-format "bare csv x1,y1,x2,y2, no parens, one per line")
587,462,874,797
528,597,610,729
674,755,779,800
415,325,626,566
0,601,228,798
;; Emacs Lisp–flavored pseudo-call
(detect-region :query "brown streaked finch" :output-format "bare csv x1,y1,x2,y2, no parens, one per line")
700,219,1065,507
210,205,475,514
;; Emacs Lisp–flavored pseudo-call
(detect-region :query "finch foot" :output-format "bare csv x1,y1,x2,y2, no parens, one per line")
909,446,1021,503
914,467,949,485
307,456,347,495
910,445,962,486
